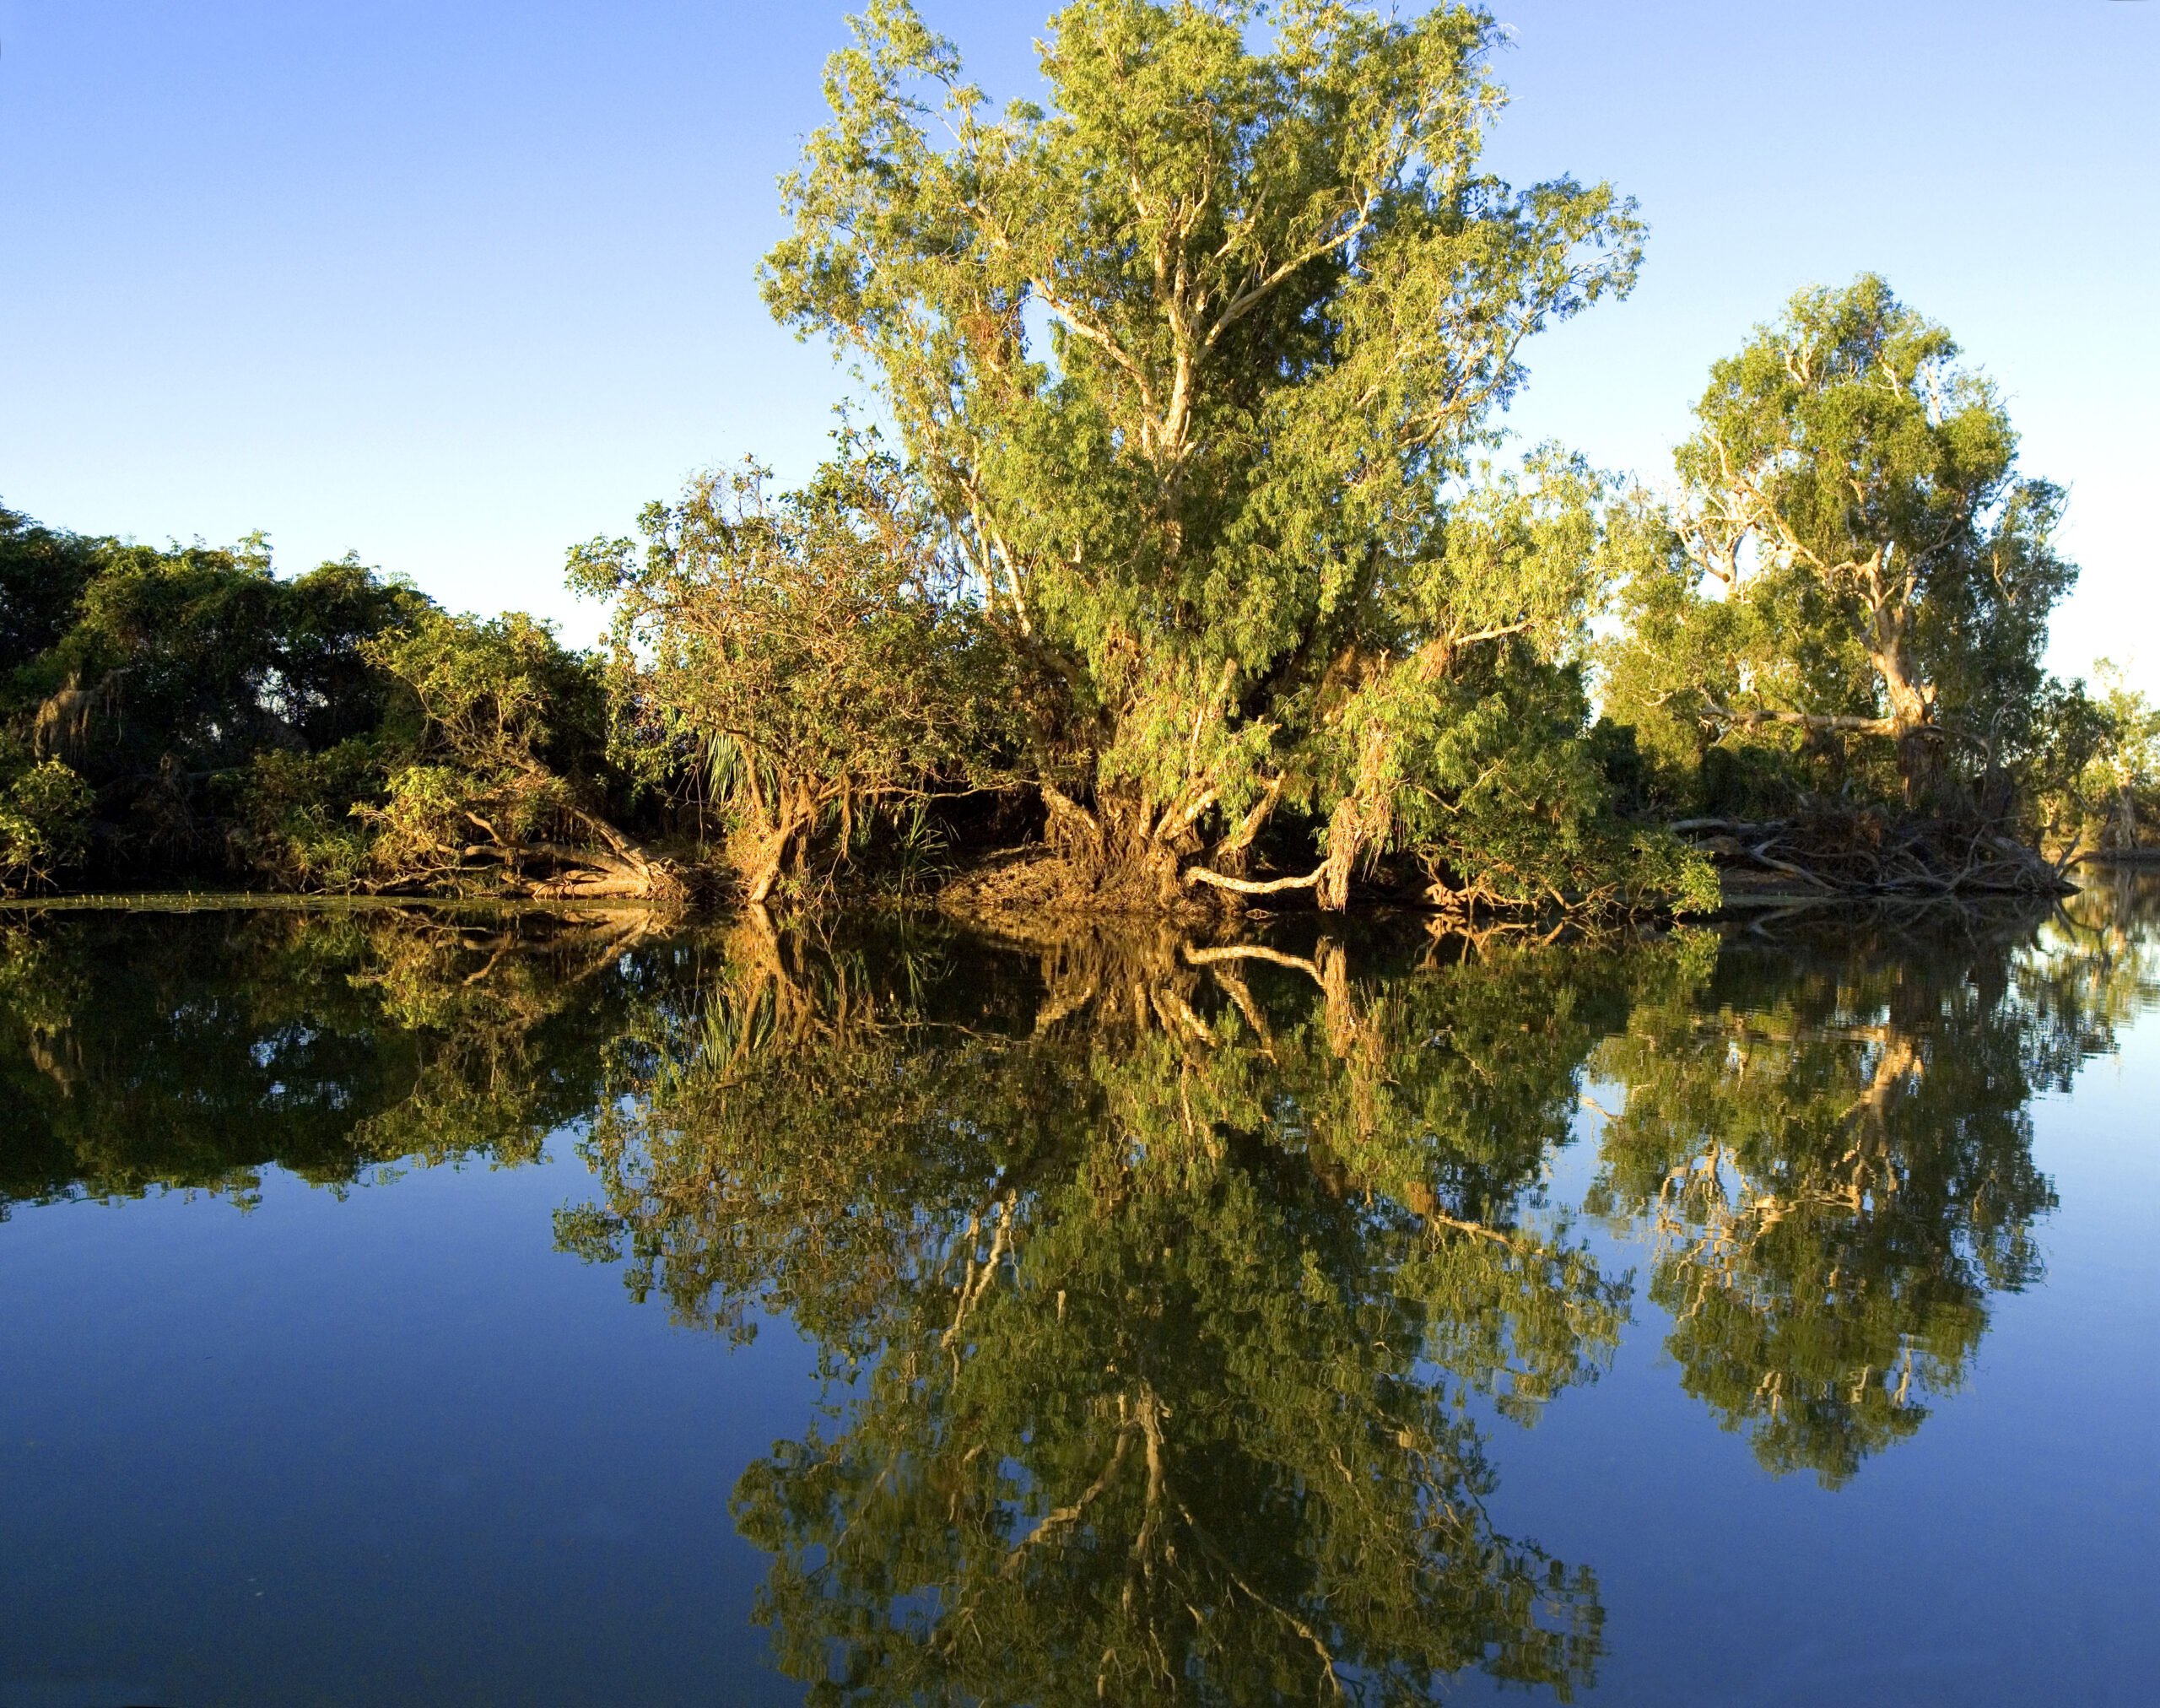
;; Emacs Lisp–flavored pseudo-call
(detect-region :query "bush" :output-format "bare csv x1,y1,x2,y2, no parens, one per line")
572,452,1021,902
354,612,674,899
0,756,94,894
224,741,384,892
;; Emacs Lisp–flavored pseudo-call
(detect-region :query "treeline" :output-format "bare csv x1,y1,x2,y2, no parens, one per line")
0,512,678,899
8,0,2157,911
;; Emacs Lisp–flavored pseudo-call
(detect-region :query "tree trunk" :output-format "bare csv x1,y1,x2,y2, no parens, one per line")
1040,782,1198,910
742,782,818,905
1867,621,1937,808
1315,726,1394,911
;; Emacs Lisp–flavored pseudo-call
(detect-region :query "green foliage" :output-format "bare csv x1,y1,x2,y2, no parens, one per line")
354,610,667,897
225,739,385,891
0,514,421,886
27,543,424,780
0,753,94,894
1327,643,1719,913
0,505,101,676
0,500,668,898
1603,275,2076,812
2024,662,2160,857
364,608,605,781
1293,450,1711,911
571,451,1021,899
753,0,1699,911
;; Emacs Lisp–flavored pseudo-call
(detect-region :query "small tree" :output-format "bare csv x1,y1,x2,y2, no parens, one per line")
359,612,674,899
0,753,94,895
571,452,1020,901
2027,662,2160,860
1610,275,2076,808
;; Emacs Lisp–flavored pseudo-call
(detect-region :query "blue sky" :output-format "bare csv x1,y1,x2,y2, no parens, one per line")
3,2,2153,686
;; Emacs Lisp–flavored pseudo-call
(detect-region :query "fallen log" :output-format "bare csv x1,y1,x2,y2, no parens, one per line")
1667,811,2072,900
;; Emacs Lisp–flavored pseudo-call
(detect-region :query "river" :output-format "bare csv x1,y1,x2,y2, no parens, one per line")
3,884,2156,1705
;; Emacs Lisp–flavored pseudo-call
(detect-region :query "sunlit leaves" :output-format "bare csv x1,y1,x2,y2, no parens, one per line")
759,0,1670,905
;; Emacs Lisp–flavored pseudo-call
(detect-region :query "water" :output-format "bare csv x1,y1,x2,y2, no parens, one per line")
1,888,2156,1706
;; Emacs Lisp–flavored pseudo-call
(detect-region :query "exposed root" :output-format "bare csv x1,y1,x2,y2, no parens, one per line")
936,847,1226,922
1180,862,1325,897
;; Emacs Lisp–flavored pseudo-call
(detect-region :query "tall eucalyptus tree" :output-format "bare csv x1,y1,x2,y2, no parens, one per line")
1605,274,2076,808
764,0,1700,911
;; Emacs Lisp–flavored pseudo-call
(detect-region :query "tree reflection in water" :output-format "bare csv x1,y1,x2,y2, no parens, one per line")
0,903,689,1210
1586,904,2157,1488
4,887,2154,1701
563,898,2154,1702
569,913,1632,1704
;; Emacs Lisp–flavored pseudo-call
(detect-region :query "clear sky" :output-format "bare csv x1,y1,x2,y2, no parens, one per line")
3,2,2153,685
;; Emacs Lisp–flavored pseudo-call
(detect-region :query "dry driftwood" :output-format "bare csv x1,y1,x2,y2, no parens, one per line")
1669,812,2072,900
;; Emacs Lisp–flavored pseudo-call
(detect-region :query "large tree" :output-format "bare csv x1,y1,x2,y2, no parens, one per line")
1606,274,2076,808
762,0,1691,911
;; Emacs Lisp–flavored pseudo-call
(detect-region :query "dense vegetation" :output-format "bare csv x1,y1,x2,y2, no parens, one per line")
0,508,678,899
7,0,2152,911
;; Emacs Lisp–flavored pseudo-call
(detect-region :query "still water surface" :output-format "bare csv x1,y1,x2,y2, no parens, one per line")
3,887,2157,1705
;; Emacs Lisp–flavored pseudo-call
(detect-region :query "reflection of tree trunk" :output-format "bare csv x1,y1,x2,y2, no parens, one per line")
1203,958,1273,1052
1841,1025,1920,1206
25,1028,78,1095
941,1197,1014,1364
1024,924,1200,1031
1000,1423,1132,1579
722,903,821,1051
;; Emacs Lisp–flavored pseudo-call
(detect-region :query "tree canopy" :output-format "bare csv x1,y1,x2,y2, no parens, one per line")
1603,274,2077,814
570,451,1020,900
1,13,2119,911
758,0,1700,913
